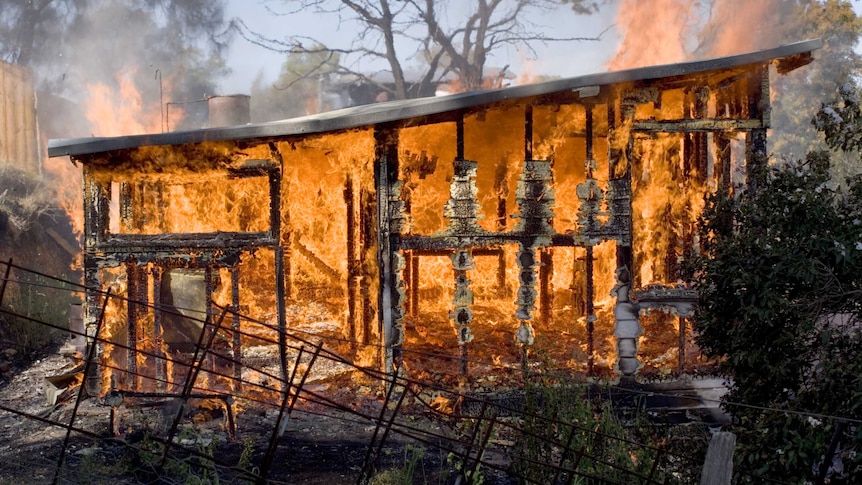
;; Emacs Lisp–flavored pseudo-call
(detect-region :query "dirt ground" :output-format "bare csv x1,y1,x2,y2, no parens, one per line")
0,342,521,485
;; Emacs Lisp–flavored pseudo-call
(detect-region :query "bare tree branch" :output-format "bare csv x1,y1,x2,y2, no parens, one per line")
241,0,604,99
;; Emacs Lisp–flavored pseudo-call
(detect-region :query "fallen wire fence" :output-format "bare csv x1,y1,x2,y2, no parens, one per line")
0,259,825,484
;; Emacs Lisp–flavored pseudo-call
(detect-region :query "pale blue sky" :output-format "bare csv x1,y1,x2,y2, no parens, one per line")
219,0,862,95
219,0,620,93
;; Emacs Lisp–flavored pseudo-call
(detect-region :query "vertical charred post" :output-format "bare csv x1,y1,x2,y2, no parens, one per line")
345,174,361,351
539,249,554,324
451,250,475,377
83,259,102,397
494,157,508,297
360,189,375,345
204,265,215,387
230,267,242,392
613,266,640,382
610,95,639,381
126,262,140,388
694,87,710,183
678,316,687,373
444,114,483,375
746,65,769,192
539,155,555,324
583,104,596,374
269,143,289,384
514,102,555,370
83,164,108,396
514,244,537,373
409,253,419,316
375,126,406,374
152,266,166,392
444,159,484,234
716,134,732,193
120,182,133,233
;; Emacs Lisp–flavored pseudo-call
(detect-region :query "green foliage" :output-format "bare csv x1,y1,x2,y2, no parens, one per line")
370,444,429,485
769,0,862,160
813,82,862,183
511,378,703,484
692,153,862,482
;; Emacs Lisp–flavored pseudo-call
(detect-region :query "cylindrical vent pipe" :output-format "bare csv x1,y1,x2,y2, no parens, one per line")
207,94,250,127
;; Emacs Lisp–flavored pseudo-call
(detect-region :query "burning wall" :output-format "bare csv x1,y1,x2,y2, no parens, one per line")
48,41,820,395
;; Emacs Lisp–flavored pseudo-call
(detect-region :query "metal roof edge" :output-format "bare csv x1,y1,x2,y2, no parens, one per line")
48,39,822,158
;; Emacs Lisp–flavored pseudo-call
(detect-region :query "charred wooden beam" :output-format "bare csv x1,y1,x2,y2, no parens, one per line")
775,51,814,75
612,89,639,382
152,266,166,392
745,65,770,192
126,262,137,387
97,232,276,250
83,256,103,397
716,134,732,192
375,125,405,373
292,237,343,284
83,167,109,248
360,188,375,345
409,251,419,315
443,159,485,235
120,182,134,233
632,118,763,133
451,249,474,376
345,175,361,348
539,248,554,324
230,267,242,393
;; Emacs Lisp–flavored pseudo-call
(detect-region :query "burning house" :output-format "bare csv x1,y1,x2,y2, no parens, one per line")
47,40,820,396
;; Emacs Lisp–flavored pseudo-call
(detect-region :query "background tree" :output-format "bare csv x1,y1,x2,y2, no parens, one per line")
250,46,341,122
689,0,862,168
692,103,862,481
235,0,602,101
768,0,862,162
0,0,232,109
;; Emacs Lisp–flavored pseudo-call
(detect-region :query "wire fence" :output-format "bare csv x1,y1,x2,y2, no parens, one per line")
0,258,848,484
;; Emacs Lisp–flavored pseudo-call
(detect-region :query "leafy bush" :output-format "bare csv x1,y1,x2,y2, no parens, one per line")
692,153,862,483
512,378,705,484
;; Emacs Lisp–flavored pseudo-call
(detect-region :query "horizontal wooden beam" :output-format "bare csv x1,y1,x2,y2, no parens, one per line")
632,118,764,133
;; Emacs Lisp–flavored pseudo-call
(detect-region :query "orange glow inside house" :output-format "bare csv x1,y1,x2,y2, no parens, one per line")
54,40,819,398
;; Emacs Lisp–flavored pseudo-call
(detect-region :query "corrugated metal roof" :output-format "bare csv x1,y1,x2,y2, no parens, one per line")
48,39,821,158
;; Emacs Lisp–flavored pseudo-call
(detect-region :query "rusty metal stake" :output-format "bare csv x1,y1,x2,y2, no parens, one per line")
158,306,228,471
52,289,111,485
366,378,408,483
817,420,847,485
358,370,402,484
0,258,11,306
259,345,304,483
645,445,665,483
551,422,580,485
286,341,323,415
678,316,687,373
465,410,497,484
259,340,324,483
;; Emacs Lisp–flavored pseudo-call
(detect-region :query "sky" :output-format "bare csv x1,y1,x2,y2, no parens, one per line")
218,0,622,94
218,0,862,96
